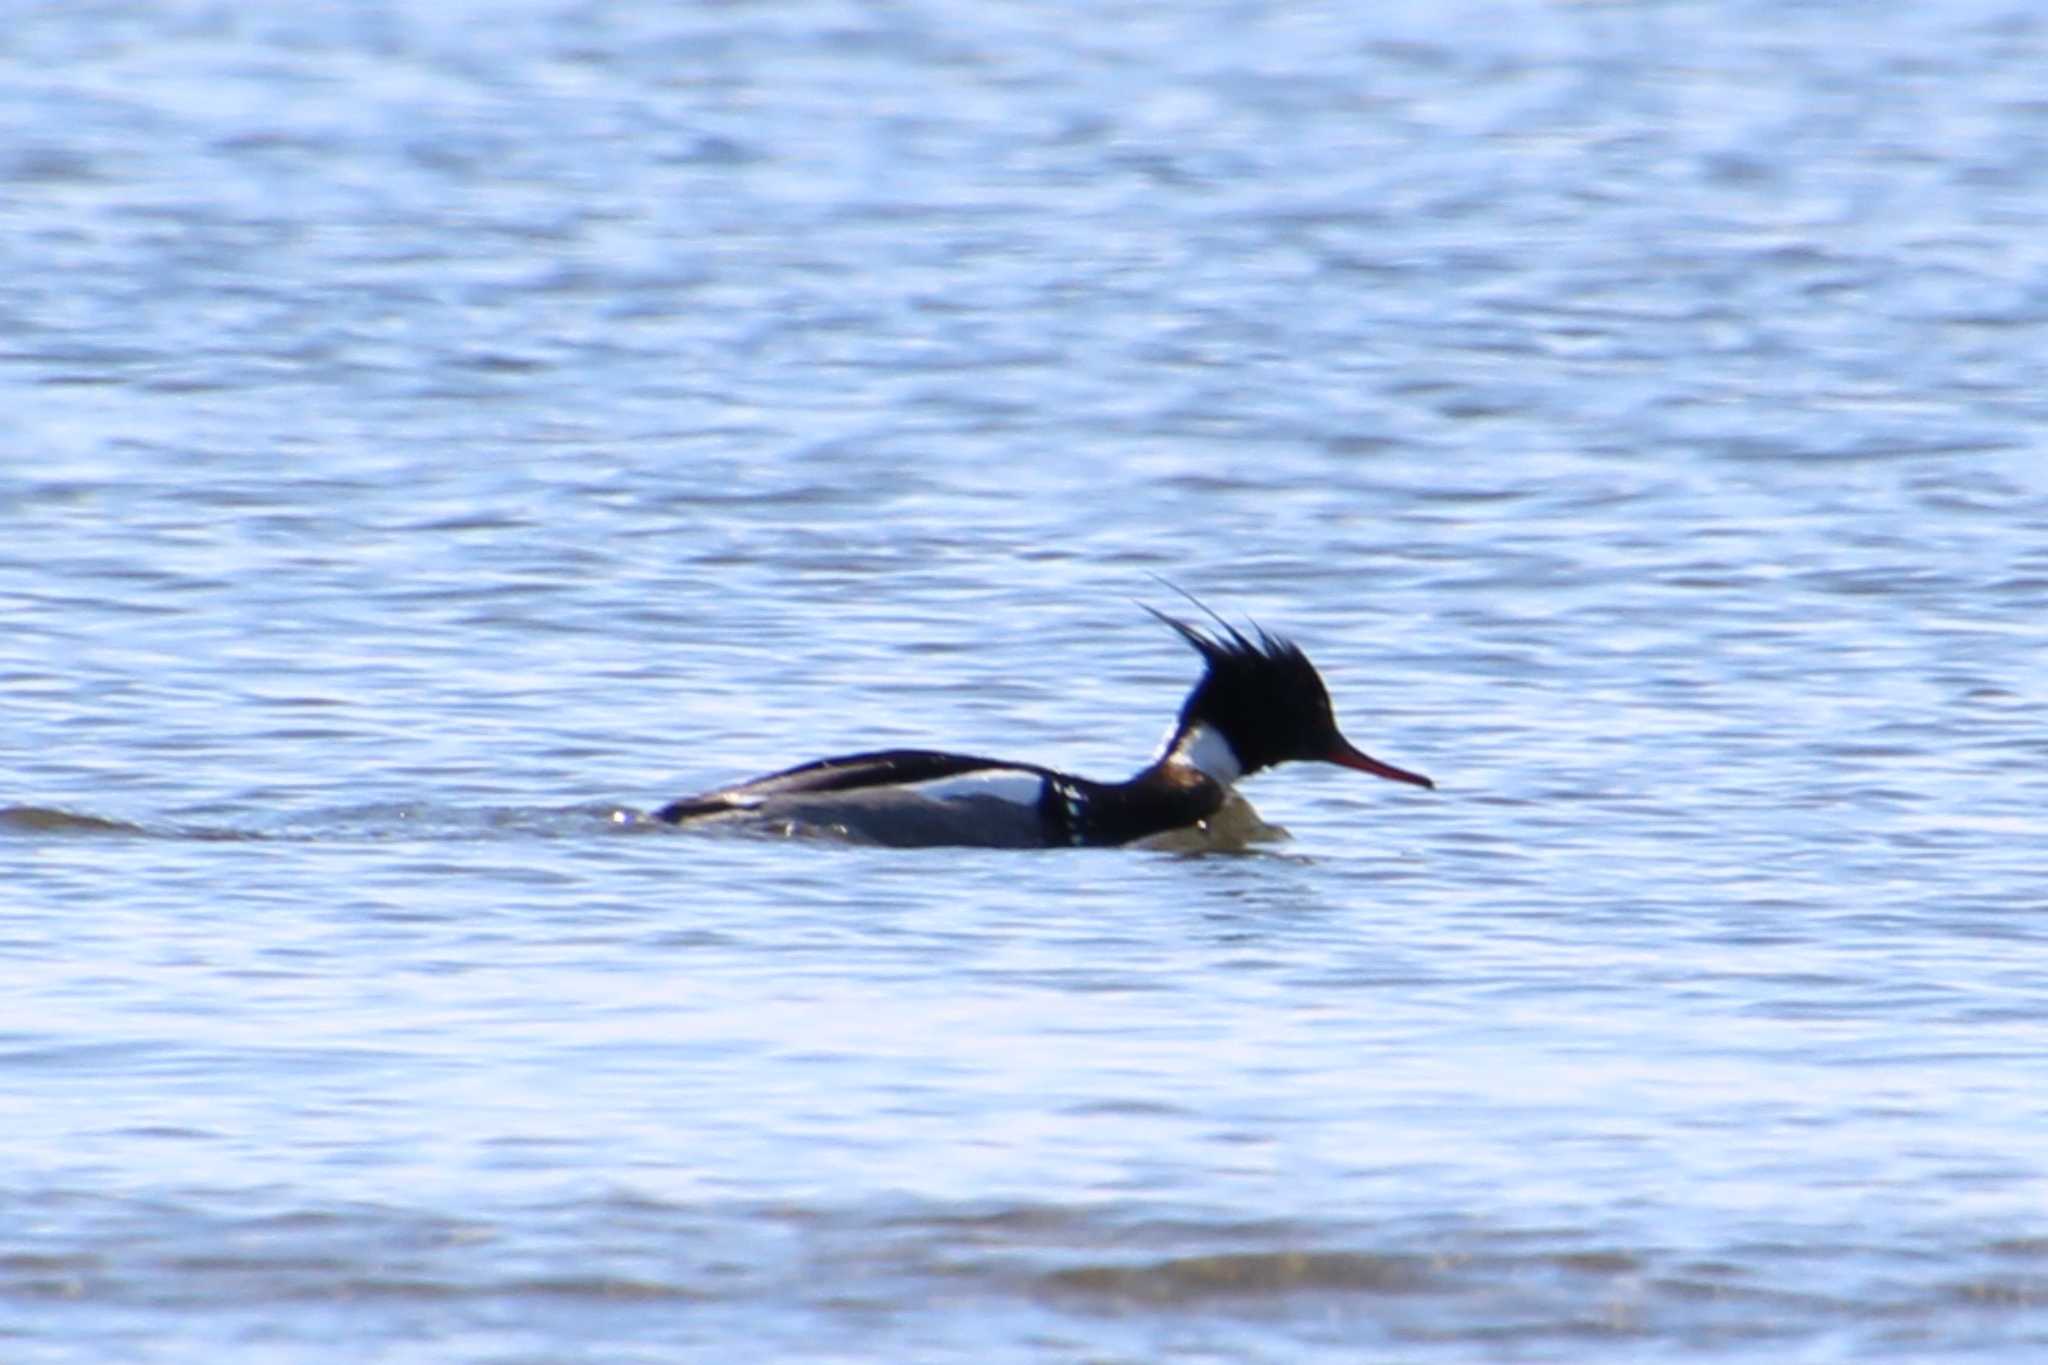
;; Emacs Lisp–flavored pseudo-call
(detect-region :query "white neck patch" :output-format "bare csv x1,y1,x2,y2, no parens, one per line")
1167,722,1243,786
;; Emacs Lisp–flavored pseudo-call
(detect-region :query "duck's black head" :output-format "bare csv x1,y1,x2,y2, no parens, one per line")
1147,607,1434,788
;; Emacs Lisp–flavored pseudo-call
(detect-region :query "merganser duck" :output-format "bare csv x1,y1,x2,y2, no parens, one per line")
654,606,1433,848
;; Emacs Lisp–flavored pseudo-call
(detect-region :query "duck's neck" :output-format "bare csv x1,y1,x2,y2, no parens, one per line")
1157,720,1243,787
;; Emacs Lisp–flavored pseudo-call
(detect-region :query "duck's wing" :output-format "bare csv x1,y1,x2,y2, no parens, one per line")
655,749,1053,823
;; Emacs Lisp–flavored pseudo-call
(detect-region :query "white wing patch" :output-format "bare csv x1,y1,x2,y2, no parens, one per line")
905,768,1048,808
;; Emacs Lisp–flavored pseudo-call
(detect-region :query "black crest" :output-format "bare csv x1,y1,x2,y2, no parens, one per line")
1143,601,1342,775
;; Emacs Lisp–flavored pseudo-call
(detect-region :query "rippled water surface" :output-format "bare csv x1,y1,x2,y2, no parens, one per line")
7,2,2048,1360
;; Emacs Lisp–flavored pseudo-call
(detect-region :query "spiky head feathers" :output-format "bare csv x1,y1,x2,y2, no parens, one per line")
1146,607,1345,776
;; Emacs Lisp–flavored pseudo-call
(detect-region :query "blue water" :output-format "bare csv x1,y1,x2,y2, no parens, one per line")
7,2,2048,1359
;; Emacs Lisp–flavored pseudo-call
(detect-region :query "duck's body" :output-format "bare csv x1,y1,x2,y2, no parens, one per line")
656,743,1235,848
654,608,1432,848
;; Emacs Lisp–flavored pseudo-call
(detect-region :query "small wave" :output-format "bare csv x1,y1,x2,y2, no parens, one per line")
1040,1249,1443,1303
0,805,148,837
270,802,649,842
0,805,262,842
0,802,654,843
